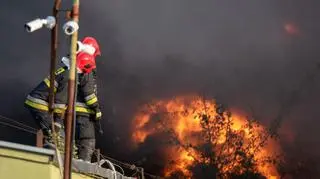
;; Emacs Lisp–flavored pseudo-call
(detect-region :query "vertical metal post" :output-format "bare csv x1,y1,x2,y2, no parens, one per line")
48,0,62,124
140,168,145,179
96,149,100,162
63,0,79,179
36,130,44,147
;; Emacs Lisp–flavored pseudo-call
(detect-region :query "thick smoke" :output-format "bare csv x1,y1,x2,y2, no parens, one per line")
1,0,320,176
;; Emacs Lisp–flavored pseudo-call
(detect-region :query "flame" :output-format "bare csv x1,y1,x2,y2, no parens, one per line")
164,147,199,177
132,95,281,178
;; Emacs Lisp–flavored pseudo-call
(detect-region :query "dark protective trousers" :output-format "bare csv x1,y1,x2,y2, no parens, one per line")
75,115,96,162
28,108,52,136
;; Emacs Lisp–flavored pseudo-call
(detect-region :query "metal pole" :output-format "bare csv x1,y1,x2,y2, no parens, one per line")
48,0,61,124
63,0,79,179
36,130,44,147
140,168,145,179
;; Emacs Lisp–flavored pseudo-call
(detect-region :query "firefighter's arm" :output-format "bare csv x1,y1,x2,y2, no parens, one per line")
81,73,102,119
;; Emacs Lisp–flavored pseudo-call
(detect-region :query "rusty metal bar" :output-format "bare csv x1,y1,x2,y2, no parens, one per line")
36,129,44,147
48,0,62,133
63,0,80,178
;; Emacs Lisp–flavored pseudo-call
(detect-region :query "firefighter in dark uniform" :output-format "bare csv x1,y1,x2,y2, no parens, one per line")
74,36,102,162
25,64,68,142
25,52,97,146
75,71,102,162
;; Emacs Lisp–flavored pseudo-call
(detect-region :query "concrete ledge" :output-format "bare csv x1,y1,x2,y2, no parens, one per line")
0,140,55,157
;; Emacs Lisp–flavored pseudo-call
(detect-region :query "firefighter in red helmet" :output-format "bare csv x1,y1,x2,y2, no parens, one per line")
74,36,103,162
81,36,101,57
78,36,101,97
60,51,102,161
78,36,101,103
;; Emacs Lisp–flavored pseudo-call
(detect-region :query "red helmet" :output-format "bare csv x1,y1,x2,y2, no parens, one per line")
76,52,96,74
81,36,101,57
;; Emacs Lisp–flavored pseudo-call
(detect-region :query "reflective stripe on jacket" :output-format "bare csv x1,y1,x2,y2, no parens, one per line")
76,72,101,116
76,102,95,114
25,66,68,113
25,66,100,116
24,95,49,111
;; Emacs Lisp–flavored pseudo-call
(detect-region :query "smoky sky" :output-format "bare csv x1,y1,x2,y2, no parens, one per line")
1,0,320,175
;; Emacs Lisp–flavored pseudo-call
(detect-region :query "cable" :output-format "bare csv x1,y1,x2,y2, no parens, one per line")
112,163,125,176
73,145,126,176
0,120,37,134
100,153,136,170
99,153,163,178
0,114,37,131
130,169,138,177
143,172,164,179
74,141,161,178
98,159,117,179
97,152,137,175
93,148,126,175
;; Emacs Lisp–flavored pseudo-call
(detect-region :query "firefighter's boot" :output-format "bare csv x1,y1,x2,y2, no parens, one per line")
78,139,95,162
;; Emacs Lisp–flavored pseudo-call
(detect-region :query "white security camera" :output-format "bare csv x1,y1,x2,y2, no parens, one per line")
63,21,79,35
76,41,96,55
24,16,56,33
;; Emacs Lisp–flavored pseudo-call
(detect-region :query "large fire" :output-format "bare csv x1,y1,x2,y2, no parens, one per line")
132,95,281,179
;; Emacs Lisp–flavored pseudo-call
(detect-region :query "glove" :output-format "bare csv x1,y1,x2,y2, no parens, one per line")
95,108,102,120
94,108,104,134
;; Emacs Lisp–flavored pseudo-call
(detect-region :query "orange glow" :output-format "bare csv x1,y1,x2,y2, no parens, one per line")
132,95,281,178
284,22,300,35
164,147,199,178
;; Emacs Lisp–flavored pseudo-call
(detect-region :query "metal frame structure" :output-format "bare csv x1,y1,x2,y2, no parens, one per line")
64,1,80,179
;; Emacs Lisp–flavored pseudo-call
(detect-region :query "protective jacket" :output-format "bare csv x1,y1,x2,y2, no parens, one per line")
24,66,69,114
75,71,101,119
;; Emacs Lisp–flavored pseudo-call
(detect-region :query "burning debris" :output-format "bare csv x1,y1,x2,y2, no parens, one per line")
132,95,281,179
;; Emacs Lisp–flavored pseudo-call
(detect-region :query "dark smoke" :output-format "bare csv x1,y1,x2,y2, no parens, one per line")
1,0,320,177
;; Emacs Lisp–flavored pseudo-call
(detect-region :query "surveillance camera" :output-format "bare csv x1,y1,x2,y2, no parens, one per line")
63,21,79,35
25,19,42,32
24,16,56,33
43,16,56,29
76,41,96,55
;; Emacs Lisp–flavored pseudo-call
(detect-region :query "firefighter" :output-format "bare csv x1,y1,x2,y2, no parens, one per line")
75,71,102,162
24,52,97,147
24,66,68,145
78,36,101,95
74,36,102,162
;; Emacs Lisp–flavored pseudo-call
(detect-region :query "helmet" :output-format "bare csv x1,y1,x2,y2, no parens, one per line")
81,36,101,57
76,52,96,74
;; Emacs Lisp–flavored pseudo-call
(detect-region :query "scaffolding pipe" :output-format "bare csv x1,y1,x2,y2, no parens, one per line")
48,0,61,125
63,0,80,179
